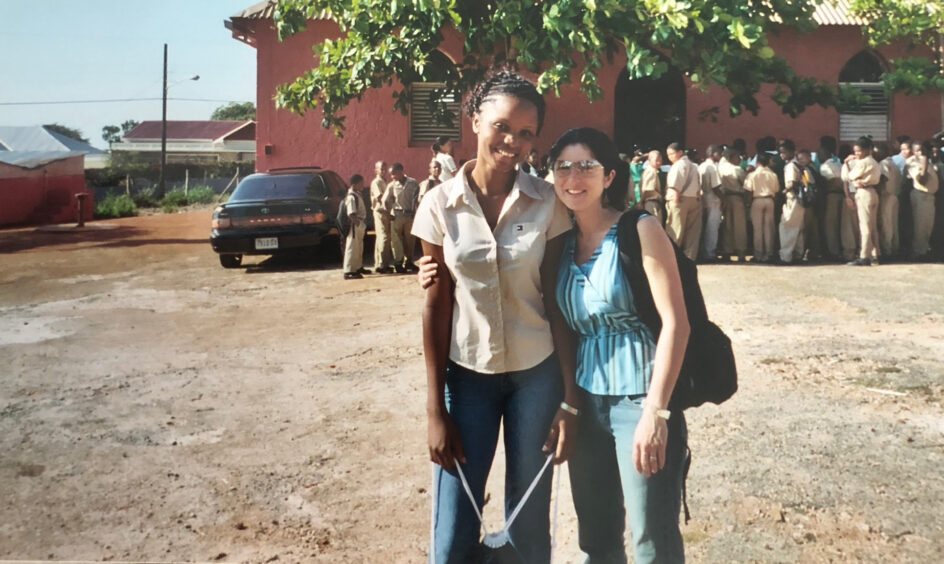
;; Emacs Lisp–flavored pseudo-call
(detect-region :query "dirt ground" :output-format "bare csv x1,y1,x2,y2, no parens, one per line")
1,209,941,564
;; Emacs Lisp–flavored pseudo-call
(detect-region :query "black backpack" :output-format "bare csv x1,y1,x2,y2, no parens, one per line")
616,209,738,411
794,163,820,208
336,194,352,238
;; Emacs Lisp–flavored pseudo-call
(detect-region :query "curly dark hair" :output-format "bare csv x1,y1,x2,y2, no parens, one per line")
463,70,546,134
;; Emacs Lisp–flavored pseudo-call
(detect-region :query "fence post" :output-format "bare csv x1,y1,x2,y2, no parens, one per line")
185,169,189,194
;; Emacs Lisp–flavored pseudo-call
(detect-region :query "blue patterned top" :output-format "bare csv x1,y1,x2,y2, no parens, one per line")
556,223,656,396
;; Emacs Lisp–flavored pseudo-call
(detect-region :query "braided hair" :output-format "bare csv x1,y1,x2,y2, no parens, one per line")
463,70,546,134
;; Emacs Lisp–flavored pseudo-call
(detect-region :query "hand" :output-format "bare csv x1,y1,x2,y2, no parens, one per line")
845,196,856,210
542,408,577,464
634,201,645,210
633,408,669,478
844,154,856,165
428,410,465,470
417,255,439,290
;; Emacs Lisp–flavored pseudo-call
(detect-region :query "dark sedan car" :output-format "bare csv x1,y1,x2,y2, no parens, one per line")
210,167,346,268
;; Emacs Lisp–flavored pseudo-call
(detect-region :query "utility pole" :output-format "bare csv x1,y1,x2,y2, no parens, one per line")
159,43,168,199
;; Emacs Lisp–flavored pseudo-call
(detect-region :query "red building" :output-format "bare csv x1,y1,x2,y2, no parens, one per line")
0,153,91,227
227,0,941,178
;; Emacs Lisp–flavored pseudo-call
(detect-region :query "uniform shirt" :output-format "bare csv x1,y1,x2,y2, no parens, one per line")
640,167,663,201
418,176,440,204
880,157,902,196
344,188,367,221
556,223,656,396
370,176,388,213
891,152,907,173
782,158,800,193
383,176,420,216
743,167,780,198
842,156,881,189
906,156,940,195
411,160,572,374
718,159,746,195
698,160,722,205
819,160,844,193
666,156,701,200
435,153,458,182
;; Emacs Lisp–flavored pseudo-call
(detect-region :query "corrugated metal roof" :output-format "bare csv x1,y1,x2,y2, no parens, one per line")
232,0,276,20
813,0,869,26
123,121,254,142
0,126,103,154
232,0,867,26
0,150,85,169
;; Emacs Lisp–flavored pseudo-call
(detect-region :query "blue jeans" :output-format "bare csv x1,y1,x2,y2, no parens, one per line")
431,354,563,564
569,392,687,564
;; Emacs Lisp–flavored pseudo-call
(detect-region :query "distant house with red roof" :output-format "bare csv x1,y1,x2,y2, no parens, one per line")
111,120,256,165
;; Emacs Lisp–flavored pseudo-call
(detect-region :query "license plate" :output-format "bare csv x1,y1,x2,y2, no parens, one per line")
254,237,278,250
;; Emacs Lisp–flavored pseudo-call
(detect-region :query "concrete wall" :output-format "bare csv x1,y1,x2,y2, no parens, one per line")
251,20,942,180
0,156,93,227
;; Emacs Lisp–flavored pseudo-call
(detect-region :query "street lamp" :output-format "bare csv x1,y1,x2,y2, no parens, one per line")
158,43,199,198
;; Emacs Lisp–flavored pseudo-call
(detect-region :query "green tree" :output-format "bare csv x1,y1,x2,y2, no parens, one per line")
43,123,88,143
850,0,944,129
210,102,256,121
273,0,840,134
102,119,141,146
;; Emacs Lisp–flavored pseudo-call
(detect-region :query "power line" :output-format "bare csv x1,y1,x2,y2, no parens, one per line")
0,97,253,106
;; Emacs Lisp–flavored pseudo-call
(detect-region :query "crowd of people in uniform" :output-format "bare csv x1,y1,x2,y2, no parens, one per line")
339,132,943,278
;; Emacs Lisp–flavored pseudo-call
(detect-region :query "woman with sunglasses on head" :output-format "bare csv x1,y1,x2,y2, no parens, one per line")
550,128,690,563
411,70,579,563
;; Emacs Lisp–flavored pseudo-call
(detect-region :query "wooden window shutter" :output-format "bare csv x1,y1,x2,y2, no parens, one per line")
839,82,889,142
410,82,461,143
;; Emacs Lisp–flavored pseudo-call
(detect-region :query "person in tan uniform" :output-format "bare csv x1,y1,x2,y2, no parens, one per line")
906,141,939,259
719,148,748,262
370,160,394,273
699,145,724,261
744,153,780,262
639,150,664,224
383,162,420,273
875,144,902,259
664,142,702,260
418,159,442,205
818,146,845,261
342,174,370,280
778,142,805,264
842,136,882,266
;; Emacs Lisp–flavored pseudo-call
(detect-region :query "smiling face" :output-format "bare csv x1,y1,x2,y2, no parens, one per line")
553,143,616,213
472,94,539,176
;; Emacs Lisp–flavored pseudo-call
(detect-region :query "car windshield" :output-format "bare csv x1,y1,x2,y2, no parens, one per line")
230,174,328,201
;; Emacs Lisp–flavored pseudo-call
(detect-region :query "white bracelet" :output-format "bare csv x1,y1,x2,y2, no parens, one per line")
559,401,579,416
643,399,671,420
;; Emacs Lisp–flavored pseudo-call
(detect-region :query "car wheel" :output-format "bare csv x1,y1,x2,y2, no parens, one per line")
219,254,243,269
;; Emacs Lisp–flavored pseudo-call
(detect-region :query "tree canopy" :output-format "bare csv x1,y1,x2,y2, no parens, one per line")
210,102,256,121
43,123,88,144
273,0,843,134
850,0,944,96
101,120,141,146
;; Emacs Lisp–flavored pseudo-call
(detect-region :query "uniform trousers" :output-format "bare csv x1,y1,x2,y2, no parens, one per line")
721,194,747,258
643,200,664,226
701,200,722,259
778,194,805,263
372,210,393,269
855,188,879,260
878,193,900,257
822,193,844,258
840,197,860,261
342,221,366,274
665,196,702,261
390,213,415,267
911,189,936,257
750,197,776,261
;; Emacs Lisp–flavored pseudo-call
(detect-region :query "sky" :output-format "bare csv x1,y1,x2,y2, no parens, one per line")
0,0,259,149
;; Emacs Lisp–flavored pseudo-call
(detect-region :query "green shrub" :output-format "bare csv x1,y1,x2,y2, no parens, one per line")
162,189,190,207
94,192,138,219
162,203,179,214
186,185,217,204
131,187,159,208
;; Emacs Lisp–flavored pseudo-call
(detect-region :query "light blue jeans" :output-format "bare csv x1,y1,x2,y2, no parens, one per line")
569,392,687,564
430,354,563,563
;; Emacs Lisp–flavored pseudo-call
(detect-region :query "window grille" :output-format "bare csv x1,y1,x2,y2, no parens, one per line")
410,82,461,143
